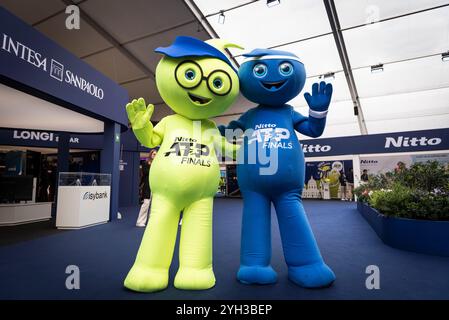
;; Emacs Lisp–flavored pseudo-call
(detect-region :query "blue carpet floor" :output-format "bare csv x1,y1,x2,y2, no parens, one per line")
1,198,448,300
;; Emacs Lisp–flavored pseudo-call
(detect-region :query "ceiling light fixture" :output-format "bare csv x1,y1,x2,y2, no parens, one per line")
371,64,384,74
218,11,225,24
442,51,449,62
267,0,281,7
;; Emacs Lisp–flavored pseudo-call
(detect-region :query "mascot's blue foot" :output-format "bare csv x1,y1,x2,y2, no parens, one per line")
237,265,278,285
288,262,335,288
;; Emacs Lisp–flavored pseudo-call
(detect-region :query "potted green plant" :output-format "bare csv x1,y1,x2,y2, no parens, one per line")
354,161,449,256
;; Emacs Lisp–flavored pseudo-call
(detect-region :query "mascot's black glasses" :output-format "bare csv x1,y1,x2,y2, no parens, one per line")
174,60,233,96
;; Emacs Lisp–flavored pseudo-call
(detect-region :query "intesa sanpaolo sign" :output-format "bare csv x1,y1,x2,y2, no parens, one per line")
0,6,127,127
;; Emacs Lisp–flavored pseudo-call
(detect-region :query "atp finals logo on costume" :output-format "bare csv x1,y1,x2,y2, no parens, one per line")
164,137,211,167
1,33,104,100
248,124,292,149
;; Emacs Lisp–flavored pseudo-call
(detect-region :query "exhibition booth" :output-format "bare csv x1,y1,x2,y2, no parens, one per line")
0,7,128,227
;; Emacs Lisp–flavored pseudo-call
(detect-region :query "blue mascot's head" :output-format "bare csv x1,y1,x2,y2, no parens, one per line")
238,48,306,106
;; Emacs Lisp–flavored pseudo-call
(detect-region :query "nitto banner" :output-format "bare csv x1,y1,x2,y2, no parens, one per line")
301,128,449,157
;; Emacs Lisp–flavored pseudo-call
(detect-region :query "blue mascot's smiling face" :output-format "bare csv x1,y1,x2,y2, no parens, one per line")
238,49,306,106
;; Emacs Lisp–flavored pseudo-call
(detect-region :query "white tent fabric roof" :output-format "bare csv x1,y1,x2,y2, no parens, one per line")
193,0,449,138
1,0,447,138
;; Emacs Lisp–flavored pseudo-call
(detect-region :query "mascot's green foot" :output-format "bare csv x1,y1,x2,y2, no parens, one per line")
174,267,216,290
124,264,168,293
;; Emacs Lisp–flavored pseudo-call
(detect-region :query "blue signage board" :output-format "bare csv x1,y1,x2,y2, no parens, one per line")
0,6,128,128
0,127,141,152
301,128,449,157
1,126,448,157
0,128,103,150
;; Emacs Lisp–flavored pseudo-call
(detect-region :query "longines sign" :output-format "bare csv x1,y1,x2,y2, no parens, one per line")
0,128,104,149
12,130,80,143
1,33,104,100
0,128,142,151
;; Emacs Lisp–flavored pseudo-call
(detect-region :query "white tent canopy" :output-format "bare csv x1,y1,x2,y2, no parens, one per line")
192,0,449,138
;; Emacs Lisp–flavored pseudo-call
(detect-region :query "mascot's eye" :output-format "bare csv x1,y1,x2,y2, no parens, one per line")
253,64,267,78
175,61,202,88
279,62,293,76
213,78,223,89
185,69,196,80
208,71,232,96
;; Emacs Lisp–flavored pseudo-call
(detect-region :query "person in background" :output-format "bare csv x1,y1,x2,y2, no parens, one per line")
69,156,81,172
346,168,354,201
395,161,406,173
136,149,157,227
48,159,57,202
37,160,50,202
339,170,348,201
361,169,369,183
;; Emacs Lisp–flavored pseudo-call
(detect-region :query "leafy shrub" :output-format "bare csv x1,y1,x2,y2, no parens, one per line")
394,161,449,192
355,161,449,221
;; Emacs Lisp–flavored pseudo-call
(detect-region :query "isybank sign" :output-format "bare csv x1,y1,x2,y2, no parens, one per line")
82,191,108,201
1,33,104,100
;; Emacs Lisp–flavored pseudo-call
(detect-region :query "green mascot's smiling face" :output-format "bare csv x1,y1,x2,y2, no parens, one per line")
156,56,239,120
154,37,241,120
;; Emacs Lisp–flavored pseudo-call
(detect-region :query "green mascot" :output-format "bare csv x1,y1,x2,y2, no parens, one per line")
124,36,241,292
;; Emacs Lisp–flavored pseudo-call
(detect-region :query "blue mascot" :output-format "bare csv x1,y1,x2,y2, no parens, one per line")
219,49,336,288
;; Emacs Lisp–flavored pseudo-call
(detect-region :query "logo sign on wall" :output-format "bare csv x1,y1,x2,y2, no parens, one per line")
0,128,146,152
1,32,105,100
12,130,80,143
0,7,128,126
0,128,103,149
300,128,449,157
82,191,108,201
